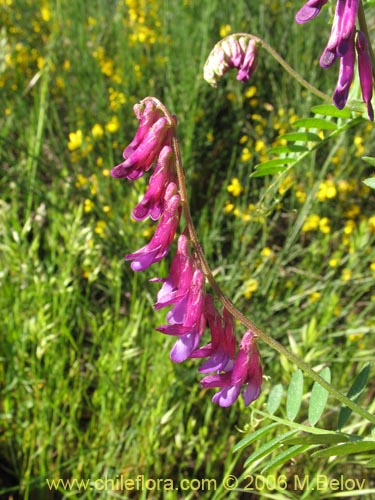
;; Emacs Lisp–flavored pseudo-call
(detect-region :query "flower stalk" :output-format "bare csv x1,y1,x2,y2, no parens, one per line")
140,96,375,424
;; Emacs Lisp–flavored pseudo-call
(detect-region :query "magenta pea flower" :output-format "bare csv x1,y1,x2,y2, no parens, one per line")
201,330,262,407
111,115,171,180
157,269,206,363
125,182,181,271
356,31,374,122
333,30,355,110
132,145,176,221
122,100,163,159
190,295,236,373
204,35,258,87
152,233,194,310
295,0,328,23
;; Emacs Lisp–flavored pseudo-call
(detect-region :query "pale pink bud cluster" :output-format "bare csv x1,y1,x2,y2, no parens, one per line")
111,99,262,407
296,0,374,120
204,35,258,87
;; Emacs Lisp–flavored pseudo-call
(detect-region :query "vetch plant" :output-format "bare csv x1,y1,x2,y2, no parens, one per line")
111,7,375,420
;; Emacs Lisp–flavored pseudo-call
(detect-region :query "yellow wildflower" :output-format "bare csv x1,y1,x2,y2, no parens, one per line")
244,85,257,99
329,258,339,268
261,247,274,258
95,220,107,237
341,268,352,281
224,201,235,214
206,131,214,143
295,188,307,203
68,130,83,151
278,174,294,195
302,214,320,232
41,6,51,21
241,147,252,162
91,123,104,139
227,178,244,197
219,24,232,37
244,278,258,299
316,179,337,201
343,220,355,235
105,116,120,133
309,291,321,303
84,199,94,213
319,217,331,234
344,204,360,219
75,174,88,188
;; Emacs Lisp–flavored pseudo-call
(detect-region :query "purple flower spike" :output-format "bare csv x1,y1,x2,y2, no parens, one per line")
201,330,262,407
295,0,328,24
333,31,356,110
111,116,171,180
152,233,194,310
132,146,176,221
190,296,236,373
125,182,181,271
204,35,258,87
356,31,374,121
157,269,206,363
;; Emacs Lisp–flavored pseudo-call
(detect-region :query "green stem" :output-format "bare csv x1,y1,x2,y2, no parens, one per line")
145,95,375,426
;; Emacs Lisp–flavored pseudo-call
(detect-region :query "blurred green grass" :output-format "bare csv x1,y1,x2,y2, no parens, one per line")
1,0,375,498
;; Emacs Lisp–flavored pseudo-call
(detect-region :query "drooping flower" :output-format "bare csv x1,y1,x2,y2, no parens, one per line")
204,35,258,87
333,30,356,109
152,232,194,310
157,269,206,363
310,0,359,68
111,116,171,180
201,330,262,407
125,182,181,271
132,145,176,221
190,295,236,373
295,0,328,24
356,31,374,122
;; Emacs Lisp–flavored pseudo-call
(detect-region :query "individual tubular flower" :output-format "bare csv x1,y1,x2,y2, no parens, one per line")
295,0,328,24
111,112,171,180
325,0,358,64
190,295,236,373
157,269,206,363
204,35,258,87
152,232,194,310
125,182,181,271
201,330,262,407
132,145,176,221
333,30,356,109
356,31,374,121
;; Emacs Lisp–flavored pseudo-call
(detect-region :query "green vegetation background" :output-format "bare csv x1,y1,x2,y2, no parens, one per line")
1,0,374,498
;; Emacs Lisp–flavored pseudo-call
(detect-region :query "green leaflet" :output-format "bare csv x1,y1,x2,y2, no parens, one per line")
337,363,371,430
267,384,284,415
311,103,352,118
308,366,331,426
286,369,304,421
292,117,337,130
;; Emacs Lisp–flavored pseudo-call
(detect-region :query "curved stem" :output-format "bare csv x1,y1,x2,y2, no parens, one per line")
221,33,331,102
